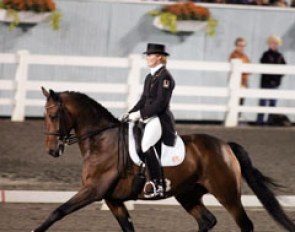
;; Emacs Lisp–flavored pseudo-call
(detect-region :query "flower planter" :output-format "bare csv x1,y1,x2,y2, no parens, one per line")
153,16,207,33
0,9,51,24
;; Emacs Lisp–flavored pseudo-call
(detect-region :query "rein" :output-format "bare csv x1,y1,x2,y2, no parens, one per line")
117,122,129,178
62,124,119,146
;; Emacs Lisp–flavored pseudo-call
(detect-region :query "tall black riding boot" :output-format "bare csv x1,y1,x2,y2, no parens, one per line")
143,147,164,198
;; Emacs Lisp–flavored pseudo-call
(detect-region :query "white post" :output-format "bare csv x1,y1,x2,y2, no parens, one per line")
11,50,30,122
126,54,142,110
224,59,242,127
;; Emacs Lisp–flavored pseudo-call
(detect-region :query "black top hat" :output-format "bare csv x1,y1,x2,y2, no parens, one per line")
143,43,169,56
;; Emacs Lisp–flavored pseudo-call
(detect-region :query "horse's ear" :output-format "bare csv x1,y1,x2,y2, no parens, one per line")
41,86,49,98
49,89,59,101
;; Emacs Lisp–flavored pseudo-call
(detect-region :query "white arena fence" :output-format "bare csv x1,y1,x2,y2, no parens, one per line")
1,190,295,209
0,50,295,127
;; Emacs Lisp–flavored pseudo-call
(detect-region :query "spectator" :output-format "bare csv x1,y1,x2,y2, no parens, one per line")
256,35,286,126
273,0,288,6
229,37,251,119
269,0,288,6
253,0,270,5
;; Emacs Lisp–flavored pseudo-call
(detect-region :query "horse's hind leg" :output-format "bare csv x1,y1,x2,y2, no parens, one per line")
105,199,135,232
206,175,253,231
221,199,253,232
216,194,253,232
175,184,217,232
32,186,97,232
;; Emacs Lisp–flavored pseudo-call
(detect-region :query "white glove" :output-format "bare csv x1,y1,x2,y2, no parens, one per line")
129,111,141,122
119,112,129,122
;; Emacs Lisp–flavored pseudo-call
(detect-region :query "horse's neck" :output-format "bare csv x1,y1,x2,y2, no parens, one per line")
70,103,114,136
74,118,111,136
64,95,119,157
63,93,117,133
76,122,120,160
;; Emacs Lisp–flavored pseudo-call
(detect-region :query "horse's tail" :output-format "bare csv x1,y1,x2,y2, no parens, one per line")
228,142,295,232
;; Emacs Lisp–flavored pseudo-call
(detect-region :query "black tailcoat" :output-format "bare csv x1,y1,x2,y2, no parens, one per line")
129,66,176,146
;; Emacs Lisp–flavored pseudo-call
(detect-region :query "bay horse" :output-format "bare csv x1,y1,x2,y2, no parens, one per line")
33,87,295,232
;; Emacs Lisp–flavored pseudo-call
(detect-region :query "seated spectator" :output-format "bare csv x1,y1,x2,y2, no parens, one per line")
251,0,270,5
272,0,288,6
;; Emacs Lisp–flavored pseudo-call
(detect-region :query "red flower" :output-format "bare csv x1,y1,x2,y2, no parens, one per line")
163,2,210,21
2,0,56,11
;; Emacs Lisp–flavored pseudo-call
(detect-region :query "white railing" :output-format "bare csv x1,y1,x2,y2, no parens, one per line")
0,50,295,127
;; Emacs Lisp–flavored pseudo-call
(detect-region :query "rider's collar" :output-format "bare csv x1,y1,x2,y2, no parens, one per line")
150,64,163,76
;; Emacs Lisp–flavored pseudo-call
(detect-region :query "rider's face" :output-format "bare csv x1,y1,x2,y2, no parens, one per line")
146,54,162,68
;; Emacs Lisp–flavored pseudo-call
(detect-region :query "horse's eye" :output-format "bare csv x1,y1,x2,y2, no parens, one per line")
49,114,58,121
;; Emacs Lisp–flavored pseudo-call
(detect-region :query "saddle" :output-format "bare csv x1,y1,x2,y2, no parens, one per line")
129,122,185,167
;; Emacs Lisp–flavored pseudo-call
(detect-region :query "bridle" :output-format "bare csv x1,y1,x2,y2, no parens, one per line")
44,101,69,139
44,98,119,147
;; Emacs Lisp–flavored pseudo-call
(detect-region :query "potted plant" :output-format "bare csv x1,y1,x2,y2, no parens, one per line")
0,0,61,31
149,2,218,36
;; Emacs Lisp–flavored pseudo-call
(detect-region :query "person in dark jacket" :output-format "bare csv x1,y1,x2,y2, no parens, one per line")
123,43,176,198
257,35,286,125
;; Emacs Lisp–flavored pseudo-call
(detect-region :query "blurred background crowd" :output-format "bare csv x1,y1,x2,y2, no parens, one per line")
147,0,294,7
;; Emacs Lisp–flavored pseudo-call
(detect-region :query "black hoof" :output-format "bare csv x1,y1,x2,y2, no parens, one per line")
198,214,217,232
208,216,217,229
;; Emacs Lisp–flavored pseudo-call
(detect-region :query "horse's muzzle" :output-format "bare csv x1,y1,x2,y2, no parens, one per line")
48,144,64,158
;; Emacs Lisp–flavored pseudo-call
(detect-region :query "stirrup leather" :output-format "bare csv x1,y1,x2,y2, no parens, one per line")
143,181,164,198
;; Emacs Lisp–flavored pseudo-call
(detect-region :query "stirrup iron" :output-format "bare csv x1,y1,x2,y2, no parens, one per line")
143,181,164,198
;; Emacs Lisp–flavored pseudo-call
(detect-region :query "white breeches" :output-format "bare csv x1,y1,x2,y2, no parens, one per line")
141,117,162,153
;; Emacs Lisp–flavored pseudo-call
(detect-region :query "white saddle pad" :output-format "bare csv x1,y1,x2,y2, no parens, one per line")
128,122,185,167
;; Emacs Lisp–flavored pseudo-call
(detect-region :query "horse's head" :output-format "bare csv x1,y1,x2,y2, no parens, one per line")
42,87,74,158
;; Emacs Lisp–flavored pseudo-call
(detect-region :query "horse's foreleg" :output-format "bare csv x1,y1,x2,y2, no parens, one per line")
105,199,135,232
32,186,97,232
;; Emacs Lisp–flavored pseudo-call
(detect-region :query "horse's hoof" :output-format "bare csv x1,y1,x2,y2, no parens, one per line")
208,217,217,229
